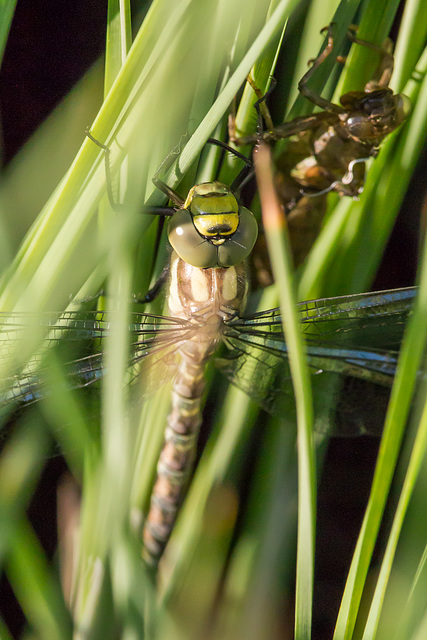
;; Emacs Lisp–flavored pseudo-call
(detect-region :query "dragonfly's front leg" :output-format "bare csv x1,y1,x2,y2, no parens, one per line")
86,128,127,214
86,129,177,216
132,263,170,304
228,75,276,146
151,138,187,207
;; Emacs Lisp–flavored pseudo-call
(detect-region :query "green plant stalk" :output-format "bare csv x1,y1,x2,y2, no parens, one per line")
361,395,427,638
0,0,17,72
333,190,427,640
256,145,315,640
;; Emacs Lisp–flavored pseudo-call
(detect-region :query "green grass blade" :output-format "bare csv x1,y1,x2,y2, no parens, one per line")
0,0,17,70
105,0,132,92
256,145,315,640
333,221,427,640
0,419,49,564
391,0,427,90
7,521,73,639
361,395,427,639
0,617,13,640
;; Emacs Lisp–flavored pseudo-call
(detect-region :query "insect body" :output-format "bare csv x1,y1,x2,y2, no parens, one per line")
142,181,257,563
231,27,410,268
232,26,410,201
0,284,416,565
0,138,415,569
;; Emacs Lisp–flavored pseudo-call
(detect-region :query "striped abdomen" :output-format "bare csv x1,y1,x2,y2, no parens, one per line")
142,252,248,565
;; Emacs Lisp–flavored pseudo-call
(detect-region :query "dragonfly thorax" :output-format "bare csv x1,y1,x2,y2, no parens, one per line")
167,252,249,323
168,181,258,268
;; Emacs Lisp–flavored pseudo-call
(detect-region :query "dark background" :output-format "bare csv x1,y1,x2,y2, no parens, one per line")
0,1,424,638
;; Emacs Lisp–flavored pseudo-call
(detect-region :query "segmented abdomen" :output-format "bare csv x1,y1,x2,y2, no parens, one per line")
142,342,212,564
142,252,248,566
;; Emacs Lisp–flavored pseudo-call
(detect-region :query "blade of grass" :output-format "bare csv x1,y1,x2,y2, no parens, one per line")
0,1,17,70
361,392,427,639
0,419,49,564
255,145,315,640
392,0,427,90
40,352,100,479
385,510,427,640
0,617,13,640
7,520,73,639
333,205,427,640
218,414,298,640
105,0,132,90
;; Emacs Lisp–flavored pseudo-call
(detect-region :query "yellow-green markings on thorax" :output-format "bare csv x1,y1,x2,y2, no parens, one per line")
168,252,245,319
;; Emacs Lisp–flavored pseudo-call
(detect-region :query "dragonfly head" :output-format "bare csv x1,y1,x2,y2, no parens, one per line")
168,182,258,268
340,88,410,144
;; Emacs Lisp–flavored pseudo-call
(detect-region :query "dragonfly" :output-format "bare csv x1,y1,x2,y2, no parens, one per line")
231,24,410,200
230,26,410,266
0,134,416,568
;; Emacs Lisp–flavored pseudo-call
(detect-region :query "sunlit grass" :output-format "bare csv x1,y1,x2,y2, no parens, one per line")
0,0,426,638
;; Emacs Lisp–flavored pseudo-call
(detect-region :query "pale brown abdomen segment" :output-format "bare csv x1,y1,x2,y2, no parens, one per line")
142,346,209,563
142,253,248,566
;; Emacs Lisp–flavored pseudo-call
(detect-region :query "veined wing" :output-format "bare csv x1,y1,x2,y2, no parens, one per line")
233,287,415,345
220,287,416,435
0,310,192,407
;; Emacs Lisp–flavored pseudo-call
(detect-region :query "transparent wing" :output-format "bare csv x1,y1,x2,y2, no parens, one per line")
219,287,416,435
0,310,192,407
232,286,415,345
0,287,416,437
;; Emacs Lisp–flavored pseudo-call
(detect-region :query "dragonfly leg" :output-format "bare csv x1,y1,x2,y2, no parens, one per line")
86,128,128,213
246,74,276,134
86,129,178,217
228,75,276,147
132,264,170,304
69,289,105,304
205,137,253,193
298,24,344,114
346,26,394,89
152,137,188,207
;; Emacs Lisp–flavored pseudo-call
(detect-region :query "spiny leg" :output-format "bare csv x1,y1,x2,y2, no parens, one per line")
298,24,344,114
151,136,188,207
85,130,177,305
86,128,126,214
86,128,177,216
228,75,276,146
132,264,170,304
245,75,276,133
346,26,394,89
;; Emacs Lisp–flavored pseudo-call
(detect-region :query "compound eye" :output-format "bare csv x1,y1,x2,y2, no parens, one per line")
168,209,217,268
217,206,258,267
